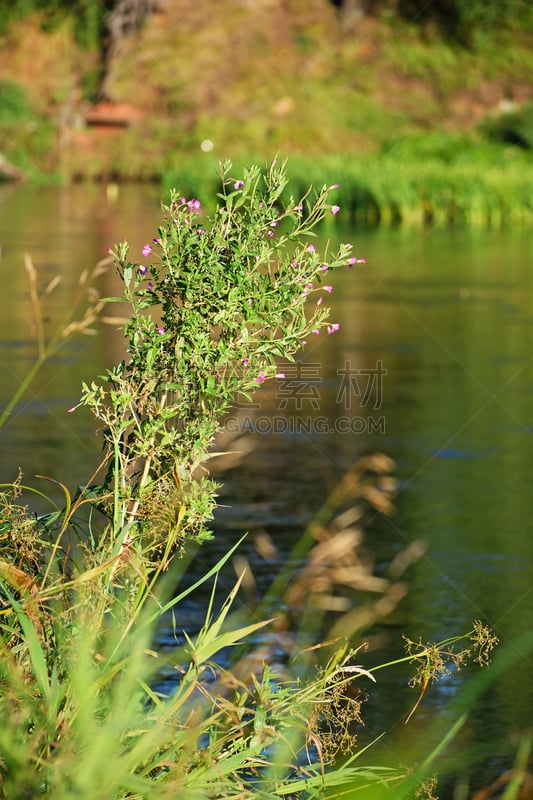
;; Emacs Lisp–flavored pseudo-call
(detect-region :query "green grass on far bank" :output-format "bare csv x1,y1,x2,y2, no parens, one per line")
161,137,533,229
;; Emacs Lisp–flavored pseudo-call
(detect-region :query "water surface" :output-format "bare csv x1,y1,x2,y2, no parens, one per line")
1,182,532,793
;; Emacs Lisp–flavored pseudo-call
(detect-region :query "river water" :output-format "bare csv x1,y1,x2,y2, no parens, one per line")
1,181,532,794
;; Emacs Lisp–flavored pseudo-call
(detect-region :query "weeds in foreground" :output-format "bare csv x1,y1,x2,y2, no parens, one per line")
0,158,509,798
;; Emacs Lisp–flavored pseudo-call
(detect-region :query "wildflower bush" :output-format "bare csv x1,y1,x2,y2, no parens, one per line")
80,159,358,578
0,159,505,799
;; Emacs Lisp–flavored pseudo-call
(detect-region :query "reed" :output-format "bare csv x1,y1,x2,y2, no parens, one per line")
162,143,533,229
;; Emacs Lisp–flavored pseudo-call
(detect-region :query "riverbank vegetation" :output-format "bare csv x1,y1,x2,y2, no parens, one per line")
0,1,532,226
1,161,520,798
160,140,533,227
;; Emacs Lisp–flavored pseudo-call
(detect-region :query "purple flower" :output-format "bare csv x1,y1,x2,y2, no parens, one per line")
327,323,340,334
234,180,245,189
138,265,148,275
157,327,165,335
142,244,152,257
152,237,161,244
147,281,154,290
331,205,340,215
254,371,266,384
324,285,332,293
267,230,274,238
188,199,201,212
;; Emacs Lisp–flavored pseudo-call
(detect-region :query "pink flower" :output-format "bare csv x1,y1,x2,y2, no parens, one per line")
312,328,320,335
330,183,339,189
324,285,332,293
319,264,329,272
254,371,266,384
234,180,244,189
294,204,303,212
348,257,366,267
276,372,286,379
331,205,340,215
308,244,316,253
138,265,148,275
188,199,201,211
242,356,249,366
157,327,165,335
317,297,323,305
327,323,340,334
301,339,307,346
142,244,152,257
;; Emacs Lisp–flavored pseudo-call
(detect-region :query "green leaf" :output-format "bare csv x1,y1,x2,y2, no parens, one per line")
0,585,50,703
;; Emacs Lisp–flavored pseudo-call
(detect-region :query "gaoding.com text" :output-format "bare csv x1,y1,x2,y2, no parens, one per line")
224,415,386,435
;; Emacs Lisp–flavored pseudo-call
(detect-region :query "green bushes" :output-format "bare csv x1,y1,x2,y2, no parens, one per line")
0,0,112,48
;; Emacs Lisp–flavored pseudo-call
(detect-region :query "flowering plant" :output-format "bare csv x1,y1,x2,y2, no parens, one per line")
81,159,358,568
